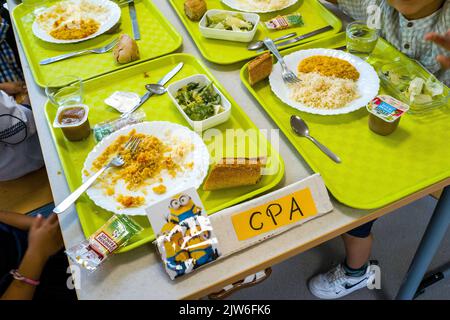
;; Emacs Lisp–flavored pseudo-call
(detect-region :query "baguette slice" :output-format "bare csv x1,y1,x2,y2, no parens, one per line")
248,52,273,86
203,158,263,191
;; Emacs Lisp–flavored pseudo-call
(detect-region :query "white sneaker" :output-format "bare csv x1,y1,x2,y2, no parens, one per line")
308,262,376,299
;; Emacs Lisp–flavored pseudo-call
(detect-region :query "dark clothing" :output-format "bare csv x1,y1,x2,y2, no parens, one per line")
347,220,376,238
0,206,76,300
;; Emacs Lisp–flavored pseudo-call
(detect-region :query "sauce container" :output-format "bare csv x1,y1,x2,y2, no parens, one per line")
367,95,409,136
53,105,91,141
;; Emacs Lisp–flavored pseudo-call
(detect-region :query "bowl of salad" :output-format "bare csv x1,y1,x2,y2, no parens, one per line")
167,74,231,131
199,9,259,42
379,61,449,114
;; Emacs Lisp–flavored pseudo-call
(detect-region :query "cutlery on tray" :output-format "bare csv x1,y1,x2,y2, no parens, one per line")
120,62,184,118
40,38,118,65
263,38,300,84
128,0,140,40
290,115,341,163
260,25,334,51
53,137,141,214
247,32,297,51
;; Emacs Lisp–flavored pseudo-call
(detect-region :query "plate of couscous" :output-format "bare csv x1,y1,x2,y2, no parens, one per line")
81,121,210,216
32,0,121,44
269,48,380,115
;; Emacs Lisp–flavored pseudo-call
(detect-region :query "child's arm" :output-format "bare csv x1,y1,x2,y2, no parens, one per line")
0,82,27,97
0,210,35,231
425,30,450,69
1,214,63,300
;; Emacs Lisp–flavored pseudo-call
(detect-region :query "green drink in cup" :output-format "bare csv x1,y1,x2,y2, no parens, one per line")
346,21,379,58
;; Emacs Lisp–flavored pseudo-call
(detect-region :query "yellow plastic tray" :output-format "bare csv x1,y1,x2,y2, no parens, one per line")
169,0,342,64
12,0,182,87
241,33,450,209
45,53,285,252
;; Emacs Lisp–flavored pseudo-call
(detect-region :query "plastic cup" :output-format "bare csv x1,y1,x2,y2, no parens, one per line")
45,76,83,107
346,21,379,58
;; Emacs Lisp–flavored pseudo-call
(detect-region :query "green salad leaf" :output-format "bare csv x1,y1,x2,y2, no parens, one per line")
175,82,224,121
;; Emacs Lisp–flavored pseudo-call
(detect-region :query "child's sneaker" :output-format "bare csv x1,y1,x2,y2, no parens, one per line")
308,261,377,299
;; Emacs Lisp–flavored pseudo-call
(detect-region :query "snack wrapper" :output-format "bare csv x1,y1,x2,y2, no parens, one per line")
265,13,304,30
146,188,221,280
66,215,143,271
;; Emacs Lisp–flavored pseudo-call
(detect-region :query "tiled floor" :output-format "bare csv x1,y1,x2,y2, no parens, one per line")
230,195,450,300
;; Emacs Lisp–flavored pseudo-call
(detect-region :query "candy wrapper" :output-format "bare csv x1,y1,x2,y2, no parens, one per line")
265,13,304,30
146,188,221,280
66,215,143,271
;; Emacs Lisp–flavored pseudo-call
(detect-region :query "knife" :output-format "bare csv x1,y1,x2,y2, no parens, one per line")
129,0,140,40
121,62,184,118
273,25,334,49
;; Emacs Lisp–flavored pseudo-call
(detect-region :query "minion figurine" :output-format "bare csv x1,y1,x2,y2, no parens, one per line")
184,225,217,268
168,193,202,224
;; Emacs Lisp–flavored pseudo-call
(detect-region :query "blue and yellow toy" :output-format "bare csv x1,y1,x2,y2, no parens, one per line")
167,193,202,224
185,226,217,268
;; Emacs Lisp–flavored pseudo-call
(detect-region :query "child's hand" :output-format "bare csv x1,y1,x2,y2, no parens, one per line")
28,214,64,260
0,81,27,96
425,30,450,69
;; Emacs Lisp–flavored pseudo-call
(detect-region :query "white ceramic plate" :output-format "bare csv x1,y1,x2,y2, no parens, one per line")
269,49,380,115
221,0,298,13
32,0,121,44
82,122,210,216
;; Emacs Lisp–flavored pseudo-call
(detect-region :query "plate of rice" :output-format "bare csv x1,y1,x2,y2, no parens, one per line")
82,122,210,216
268,49,380,115
32,0,121,44
221,0,298,13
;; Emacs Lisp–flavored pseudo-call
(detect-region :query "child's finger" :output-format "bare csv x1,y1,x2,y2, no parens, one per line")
31,214,44,231
46,213,60,227
425,32,450,50
436,55,450,70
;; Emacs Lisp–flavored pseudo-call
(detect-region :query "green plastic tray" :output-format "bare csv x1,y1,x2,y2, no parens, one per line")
12,0,182,87
169,0,342,64
241,32,450,210
45,53,285,252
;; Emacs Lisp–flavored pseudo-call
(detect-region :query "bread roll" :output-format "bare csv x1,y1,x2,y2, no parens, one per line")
184,0,207,21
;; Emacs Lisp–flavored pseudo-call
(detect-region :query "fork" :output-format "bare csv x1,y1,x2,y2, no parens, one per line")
40,38,119,65
263,38,301,84
53,137,141,214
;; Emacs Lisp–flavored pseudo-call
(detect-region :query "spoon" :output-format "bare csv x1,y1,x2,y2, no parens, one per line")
247,32,297,51
145,83,167,95
290,115,341,163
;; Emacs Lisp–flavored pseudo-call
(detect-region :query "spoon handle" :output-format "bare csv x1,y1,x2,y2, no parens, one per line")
307,135,341,163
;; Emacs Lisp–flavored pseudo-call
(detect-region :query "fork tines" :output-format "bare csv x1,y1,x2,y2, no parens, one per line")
124,136,142,153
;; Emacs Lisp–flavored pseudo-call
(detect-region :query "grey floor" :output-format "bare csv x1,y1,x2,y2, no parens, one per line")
228,195,450,300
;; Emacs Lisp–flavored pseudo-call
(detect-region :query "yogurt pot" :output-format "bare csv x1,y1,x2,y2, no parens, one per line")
367,95,409,136
53,104,91,141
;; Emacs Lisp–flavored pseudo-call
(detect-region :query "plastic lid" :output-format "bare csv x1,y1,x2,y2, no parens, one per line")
367,95,409,123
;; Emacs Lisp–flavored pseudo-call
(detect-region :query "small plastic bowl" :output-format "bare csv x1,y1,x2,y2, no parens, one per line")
53,104,91,141
199,9,260,43
378,61,449,114
167,74,231,132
